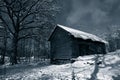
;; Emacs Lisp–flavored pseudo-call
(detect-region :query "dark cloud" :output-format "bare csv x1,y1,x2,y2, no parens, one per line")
56,0,120,37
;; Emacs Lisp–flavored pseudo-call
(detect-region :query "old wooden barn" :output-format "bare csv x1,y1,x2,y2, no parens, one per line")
48,24,108,64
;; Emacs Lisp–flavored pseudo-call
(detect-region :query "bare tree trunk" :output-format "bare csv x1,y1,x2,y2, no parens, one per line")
0,27,7,64
1,49,6,64
10,33,18,65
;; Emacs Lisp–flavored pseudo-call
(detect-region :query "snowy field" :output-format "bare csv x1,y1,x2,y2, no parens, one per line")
0,50,120,80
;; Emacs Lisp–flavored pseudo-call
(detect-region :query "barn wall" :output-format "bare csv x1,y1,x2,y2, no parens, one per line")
96,43,106,54
49,26,107,64
50,27,72,60
72,38,106,57
71,38,79,58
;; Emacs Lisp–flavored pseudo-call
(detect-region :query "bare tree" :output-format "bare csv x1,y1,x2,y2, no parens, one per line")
0,0,59,65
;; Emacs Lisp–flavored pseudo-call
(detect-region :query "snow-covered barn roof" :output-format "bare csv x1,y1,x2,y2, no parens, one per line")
49,24,108,44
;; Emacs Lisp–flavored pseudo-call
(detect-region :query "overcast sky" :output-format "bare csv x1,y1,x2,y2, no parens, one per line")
56,0,120,37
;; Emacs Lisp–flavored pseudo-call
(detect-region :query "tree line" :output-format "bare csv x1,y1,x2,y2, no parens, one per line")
0,0,60,65
105,26,120,52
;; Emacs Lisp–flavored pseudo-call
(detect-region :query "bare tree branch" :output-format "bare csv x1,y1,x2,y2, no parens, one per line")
0,15,14,35
19,26,40,31
0,9,8,14
4,1,16,32
19,0,39,23
20,20,35,26
18,34,37,41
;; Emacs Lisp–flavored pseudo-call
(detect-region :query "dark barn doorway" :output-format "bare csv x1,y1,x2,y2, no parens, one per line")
79,44,90,56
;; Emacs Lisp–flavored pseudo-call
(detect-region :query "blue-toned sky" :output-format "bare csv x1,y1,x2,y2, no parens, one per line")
56,0,120,37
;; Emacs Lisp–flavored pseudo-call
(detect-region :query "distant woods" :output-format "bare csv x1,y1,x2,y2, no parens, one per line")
106,26,120,52
0,0,60,65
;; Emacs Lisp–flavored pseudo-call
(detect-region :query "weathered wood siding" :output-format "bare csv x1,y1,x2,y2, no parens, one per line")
72,38,106,58
50,27,72,60
49,26,107,64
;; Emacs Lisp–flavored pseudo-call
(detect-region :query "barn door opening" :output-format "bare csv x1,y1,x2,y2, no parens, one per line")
79,44,89,56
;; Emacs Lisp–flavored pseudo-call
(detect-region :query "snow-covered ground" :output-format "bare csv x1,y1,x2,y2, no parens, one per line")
0,50,120,80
